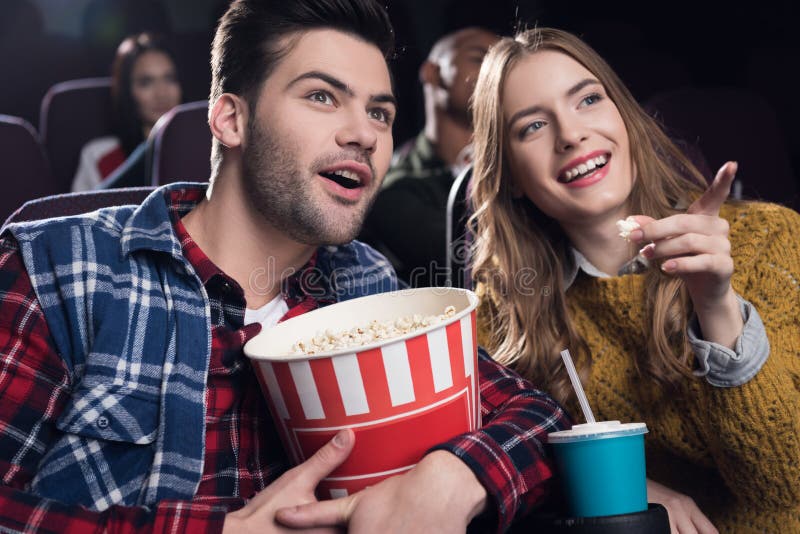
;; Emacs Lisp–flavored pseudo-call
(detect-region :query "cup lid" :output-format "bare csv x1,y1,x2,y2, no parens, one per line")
547,421,648,444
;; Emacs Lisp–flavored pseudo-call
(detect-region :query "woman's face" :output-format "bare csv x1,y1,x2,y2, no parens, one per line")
502,50,633,227
130,50,182,130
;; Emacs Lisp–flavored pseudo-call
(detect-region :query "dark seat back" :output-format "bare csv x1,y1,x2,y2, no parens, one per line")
0,114,59,222
39,78,113,193
3,187,155,228
645,87,797,209
146,100,211,185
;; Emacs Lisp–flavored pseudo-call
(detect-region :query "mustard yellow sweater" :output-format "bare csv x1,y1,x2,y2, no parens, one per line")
477,202,800,533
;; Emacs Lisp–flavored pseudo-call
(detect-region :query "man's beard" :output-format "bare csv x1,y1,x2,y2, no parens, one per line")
241,118,377,246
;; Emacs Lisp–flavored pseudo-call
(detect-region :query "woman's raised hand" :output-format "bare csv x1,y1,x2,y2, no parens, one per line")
630,162,743,347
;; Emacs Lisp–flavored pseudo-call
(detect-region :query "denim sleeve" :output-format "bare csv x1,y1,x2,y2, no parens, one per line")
688,294,769,387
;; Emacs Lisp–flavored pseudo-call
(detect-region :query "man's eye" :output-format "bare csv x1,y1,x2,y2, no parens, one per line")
369,107,392,124
309,91,334,105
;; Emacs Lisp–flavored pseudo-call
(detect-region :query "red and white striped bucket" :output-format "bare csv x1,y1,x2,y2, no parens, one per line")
244,287,480,497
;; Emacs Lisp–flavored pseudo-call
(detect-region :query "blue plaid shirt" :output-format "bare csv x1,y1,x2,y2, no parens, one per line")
3,182,397,510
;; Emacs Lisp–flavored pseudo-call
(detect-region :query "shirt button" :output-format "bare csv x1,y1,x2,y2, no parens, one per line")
97,415,109,429
221,281,233,294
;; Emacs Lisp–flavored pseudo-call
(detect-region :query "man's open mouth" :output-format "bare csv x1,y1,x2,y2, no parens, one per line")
320,170,362,189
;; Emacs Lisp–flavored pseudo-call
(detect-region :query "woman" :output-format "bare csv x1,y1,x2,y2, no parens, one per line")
471,27,800,532
71,33,182,191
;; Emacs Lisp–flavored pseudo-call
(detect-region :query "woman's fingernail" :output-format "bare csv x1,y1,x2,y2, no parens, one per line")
639,243,655,259
661,260,677,273
629,229,644,242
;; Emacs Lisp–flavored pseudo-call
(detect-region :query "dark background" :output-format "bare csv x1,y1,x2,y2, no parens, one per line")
2,0,799,195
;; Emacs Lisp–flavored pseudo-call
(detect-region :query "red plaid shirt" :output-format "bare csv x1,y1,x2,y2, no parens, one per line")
0,191,570,533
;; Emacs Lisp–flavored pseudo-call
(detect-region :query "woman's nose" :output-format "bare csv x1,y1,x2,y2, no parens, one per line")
555,117,589,152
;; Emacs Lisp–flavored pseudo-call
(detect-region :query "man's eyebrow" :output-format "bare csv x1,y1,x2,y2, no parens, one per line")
287,70,354,96
287,70,396,108
507,78,603,127
370,93,397,109
463,45,490,54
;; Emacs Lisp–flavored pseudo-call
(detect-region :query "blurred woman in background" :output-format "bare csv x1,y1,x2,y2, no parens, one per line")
470,27,800,532
71,32,182,191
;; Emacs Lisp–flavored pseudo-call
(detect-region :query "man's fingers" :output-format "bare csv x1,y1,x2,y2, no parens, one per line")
294,429,355,487
276,494,356,528
688,161,737,216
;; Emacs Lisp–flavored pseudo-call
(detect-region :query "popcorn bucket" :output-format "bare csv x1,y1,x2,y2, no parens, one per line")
244,287,480,498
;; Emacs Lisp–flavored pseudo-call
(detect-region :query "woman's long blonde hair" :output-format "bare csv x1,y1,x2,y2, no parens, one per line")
470,28,707,406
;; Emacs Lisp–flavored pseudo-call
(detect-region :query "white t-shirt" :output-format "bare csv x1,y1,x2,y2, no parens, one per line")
71,136,123,192
244,294,289,328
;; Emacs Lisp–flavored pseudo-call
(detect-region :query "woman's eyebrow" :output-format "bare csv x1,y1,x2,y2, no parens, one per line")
507,78,603,127
508,104,544,128
567,78,601,97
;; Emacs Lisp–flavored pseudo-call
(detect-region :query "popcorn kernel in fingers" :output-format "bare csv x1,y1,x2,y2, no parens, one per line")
616,216,641,241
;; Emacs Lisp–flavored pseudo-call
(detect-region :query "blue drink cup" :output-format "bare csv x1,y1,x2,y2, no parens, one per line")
548,421,648,518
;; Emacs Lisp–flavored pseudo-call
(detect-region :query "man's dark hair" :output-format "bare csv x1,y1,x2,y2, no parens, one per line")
210,0,395,109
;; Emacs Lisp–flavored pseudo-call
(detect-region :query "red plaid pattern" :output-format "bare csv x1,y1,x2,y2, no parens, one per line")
0,187,570,532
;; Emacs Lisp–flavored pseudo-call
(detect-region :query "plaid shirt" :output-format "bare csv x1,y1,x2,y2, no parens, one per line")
0,183,570,533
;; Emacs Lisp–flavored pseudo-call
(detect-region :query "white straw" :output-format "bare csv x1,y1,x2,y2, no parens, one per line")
560,349,596,424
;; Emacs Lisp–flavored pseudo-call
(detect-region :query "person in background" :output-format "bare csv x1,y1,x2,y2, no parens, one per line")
360,27,499,287
71,32,182,191
0,2,570,532
470,27,800,532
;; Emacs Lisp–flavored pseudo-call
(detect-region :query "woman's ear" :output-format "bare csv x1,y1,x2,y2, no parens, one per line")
209,93,248,149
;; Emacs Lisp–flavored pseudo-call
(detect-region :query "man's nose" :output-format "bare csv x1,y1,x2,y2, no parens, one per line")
335,109,377,153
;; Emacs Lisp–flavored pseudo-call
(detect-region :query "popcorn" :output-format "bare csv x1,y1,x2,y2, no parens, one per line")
616,216,640,241
291,305,458,355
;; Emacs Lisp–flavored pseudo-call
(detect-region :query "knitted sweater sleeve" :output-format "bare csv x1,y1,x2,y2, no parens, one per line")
691,202,800,509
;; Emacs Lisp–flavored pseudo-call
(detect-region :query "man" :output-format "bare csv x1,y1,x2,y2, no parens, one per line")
360,27,499,287
0,1,569,532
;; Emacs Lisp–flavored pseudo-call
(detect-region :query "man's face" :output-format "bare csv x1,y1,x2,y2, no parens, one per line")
437,29,499,123
241,29,395,246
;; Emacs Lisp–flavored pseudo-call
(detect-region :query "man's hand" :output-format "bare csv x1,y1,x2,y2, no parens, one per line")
647,478,718,534
275,450,488,533
222,429,354,534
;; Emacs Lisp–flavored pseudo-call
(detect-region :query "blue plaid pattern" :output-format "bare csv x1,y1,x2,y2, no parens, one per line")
3,182,397,510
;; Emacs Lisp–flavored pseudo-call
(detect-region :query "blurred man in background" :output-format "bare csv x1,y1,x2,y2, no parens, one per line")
360,27,499,287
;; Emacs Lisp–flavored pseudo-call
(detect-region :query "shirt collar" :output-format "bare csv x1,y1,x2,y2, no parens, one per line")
563,247,650,289
412,132,442,166
121,181,337,306
120,182,206,259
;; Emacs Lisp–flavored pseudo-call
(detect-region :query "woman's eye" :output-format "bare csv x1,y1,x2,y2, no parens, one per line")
580,93,603,107
309,91,334,105
520,120,545,137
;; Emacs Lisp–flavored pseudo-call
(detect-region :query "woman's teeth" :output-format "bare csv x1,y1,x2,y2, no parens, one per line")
563,154,608,182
